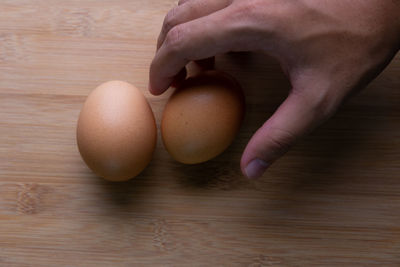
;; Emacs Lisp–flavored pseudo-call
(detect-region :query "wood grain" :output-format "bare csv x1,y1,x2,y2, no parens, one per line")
1,1,400,266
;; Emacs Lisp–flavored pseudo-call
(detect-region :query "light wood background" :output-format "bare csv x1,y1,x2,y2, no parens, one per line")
1,1,399,266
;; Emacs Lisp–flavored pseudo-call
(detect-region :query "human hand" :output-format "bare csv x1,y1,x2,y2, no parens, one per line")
149,0,400,179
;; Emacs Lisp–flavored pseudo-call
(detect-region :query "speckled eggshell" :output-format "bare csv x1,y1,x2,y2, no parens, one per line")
161,70,245,164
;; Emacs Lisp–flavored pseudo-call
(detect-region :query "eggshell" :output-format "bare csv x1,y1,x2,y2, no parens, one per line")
76,81,157,181
161,70,245,164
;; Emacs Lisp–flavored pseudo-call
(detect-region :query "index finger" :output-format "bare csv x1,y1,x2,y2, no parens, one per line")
149,8,236,95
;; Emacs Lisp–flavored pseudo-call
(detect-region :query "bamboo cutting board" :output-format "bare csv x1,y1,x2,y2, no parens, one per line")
1,1,400,266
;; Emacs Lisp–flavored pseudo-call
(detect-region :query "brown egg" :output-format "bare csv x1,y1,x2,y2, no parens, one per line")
161,70,245,164
76,81,157,181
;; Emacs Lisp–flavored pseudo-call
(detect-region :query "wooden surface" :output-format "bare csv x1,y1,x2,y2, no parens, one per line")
1,1,400,266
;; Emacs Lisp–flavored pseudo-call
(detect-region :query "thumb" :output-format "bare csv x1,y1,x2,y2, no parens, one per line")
241,86,337,179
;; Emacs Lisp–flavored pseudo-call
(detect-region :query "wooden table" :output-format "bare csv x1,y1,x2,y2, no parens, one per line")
1,1,399,266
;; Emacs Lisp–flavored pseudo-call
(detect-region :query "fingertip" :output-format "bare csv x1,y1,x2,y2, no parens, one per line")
149,68,186,95
148,80,164,96
149,63,173,95
242,158,269,179
240,147,270,179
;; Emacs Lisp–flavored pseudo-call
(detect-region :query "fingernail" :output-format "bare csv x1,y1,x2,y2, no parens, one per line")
245,159,269,179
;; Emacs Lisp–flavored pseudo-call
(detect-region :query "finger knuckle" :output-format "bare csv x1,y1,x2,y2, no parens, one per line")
230,1,256,21
229,0,291,38
163,7,179,34
226,0,273,50
266,127,296,157
164,25,185,53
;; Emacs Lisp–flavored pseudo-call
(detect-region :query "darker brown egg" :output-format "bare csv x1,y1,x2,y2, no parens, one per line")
161,70,245,164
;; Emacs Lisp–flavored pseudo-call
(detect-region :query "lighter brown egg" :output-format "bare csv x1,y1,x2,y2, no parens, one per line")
77,81,157,181
161,70,245,164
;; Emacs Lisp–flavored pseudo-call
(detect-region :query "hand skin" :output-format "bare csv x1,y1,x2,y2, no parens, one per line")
149,0,400,179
